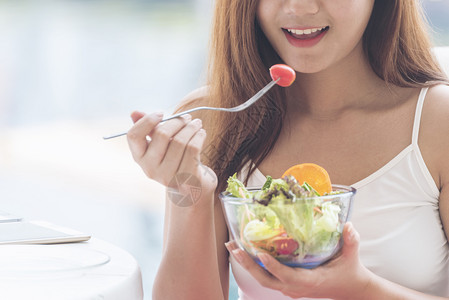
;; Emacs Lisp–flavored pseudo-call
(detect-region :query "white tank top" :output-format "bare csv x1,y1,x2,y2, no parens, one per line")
231,87,449,299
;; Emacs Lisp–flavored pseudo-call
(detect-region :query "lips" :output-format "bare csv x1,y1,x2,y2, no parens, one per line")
282,26,329,47
285,26,329,39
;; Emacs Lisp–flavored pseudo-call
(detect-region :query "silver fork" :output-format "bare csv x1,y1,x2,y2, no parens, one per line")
102,77,280,140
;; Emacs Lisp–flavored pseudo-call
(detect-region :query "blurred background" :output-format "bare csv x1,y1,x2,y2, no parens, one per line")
0,1,448,299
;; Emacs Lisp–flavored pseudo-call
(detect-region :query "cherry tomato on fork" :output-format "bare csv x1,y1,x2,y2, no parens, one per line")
269,64,296,87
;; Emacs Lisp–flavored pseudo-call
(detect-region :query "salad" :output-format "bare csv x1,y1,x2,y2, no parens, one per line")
225,173,343,261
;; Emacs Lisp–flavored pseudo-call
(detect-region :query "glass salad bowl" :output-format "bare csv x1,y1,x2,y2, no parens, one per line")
220,184,356,269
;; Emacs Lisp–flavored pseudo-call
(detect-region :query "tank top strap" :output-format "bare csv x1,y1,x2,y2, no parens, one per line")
412,87,429,146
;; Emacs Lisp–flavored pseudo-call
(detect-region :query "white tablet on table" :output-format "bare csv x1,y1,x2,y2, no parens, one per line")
0,221,91,244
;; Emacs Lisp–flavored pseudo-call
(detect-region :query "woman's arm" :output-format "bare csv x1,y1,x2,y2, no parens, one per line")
154,190,229,300
421,84,449,241
127,107,229,300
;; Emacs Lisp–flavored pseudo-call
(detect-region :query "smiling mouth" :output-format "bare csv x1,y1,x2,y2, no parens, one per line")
283,26,329,40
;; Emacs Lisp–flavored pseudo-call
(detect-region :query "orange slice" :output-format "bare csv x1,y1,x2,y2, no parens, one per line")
282,163,332,196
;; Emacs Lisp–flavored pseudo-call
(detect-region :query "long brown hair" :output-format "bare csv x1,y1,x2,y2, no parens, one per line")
184,0,449,194
364,0,448,86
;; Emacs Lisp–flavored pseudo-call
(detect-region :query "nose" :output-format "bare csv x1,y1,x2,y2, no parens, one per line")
284,0,320,15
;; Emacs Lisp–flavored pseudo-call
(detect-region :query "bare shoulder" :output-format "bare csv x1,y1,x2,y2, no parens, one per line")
420,84,449,189
426,83,449,104
175,85,217,132
175,86,210,112
423,84,449,135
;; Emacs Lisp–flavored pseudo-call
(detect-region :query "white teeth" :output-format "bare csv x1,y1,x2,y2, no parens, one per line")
287,27,326,35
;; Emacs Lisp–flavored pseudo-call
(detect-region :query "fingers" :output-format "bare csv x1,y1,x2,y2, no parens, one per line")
224,241,302,285
341,222,360,258
158,118,204,175
257,253,300,285
143,114,192,170
178,127,207,172
127,110,210,186
224,240,239,254
225,244,283,291
130,110,146,123
127,112,164,160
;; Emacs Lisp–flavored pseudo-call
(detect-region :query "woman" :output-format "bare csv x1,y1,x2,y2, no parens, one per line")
127,0,449,299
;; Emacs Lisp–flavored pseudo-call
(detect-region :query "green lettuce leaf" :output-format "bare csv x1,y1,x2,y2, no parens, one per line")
226,173,250,198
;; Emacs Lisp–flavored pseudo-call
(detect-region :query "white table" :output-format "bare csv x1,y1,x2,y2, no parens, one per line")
0,238,143,300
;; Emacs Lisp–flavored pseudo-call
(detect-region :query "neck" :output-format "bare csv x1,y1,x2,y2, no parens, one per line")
286,50,387,120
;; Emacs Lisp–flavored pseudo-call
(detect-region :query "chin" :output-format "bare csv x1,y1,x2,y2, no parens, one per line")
278,55,326,74
286,62,326,75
